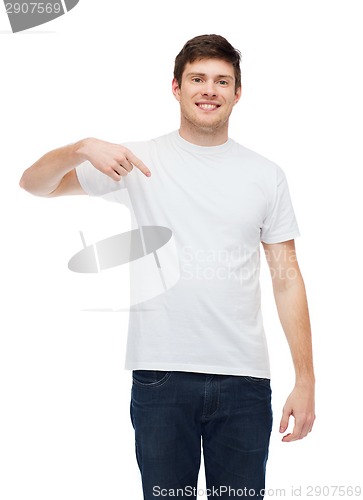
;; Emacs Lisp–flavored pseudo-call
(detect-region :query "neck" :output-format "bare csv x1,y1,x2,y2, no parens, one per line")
178,121,229,147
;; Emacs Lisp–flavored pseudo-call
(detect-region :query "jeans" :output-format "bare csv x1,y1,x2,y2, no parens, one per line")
130,370,273,499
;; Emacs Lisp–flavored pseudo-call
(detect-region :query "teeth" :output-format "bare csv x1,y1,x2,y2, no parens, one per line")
198,104,217,110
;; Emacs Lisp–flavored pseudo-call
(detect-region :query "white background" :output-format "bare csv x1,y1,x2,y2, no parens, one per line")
1,1,362,499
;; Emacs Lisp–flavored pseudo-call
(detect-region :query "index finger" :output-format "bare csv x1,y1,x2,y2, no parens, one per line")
125,150,151,177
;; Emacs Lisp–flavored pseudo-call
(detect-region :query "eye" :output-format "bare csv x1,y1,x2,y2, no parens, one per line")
218,80,229,86
192,77,203,83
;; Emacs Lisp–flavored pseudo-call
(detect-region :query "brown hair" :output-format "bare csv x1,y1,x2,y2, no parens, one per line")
174,34,241,91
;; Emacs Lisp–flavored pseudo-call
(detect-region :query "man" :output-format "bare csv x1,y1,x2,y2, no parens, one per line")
20,34,315,499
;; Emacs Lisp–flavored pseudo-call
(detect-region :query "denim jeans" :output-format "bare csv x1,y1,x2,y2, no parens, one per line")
130,370,273,499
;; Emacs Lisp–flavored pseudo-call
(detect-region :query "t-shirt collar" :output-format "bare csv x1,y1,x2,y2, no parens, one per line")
174,130,234,154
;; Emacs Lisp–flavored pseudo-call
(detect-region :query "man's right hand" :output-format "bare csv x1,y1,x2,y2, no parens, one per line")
79,137,151,180
19,137,151,197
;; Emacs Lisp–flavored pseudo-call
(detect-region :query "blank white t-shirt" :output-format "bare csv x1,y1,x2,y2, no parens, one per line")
76,130,300,377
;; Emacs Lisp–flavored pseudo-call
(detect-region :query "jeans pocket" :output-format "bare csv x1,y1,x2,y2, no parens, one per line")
242,375,270,385
132,370,172,388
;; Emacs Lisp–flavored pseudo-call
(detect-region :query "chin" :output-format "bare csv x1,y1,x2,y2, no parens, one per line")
182,112,228,135
195,119,226,133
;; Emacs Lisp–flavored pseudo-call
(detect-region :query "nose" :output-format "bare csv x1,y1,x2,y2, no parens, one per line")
202,80,217,97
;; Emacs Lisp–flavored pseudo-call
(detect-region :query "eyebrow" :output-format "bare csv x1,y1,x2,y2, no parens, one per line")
185,72,234,80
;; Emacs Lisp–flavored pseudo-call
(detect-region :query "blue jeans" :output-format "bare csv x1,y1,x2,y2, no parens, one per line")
130,371,273,499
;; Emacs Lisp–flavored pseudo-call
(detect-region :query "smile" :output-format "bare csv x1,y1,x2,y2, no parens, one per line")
196,103,220,111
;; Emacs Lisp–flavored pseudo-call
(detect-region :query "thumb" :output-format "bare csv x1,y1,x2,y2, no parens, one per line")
280,406,291,433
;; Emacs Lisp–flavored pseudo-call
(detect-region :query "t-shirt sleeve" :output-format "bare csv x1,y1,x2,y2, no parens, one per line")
260,166,300,244
75,160,126,196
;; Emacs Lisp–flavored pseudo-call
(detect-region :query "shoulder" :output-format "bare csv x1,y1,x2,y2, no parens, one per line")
230,139,285,184
232,140,278,167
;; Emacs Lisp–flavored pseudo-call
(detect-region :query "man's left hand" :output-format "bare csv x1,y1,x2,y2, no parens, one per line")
279,383,316,442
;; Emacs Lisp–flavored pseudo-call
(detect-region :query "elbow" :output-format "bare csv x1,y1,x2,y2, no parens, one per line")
18,169,44,196
19,171,29,191
273,272,305,295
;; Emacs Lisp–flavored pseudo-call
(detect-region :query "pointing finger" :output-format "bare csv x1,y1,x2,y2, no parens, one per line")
125,150,151,177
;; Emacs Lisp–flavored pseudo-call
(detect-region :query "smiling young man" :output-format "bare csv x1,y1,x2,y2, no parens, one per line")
20,34,315,499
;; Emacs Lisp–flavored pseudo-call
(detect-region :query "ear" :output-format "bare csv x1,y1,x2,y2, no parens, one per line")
233,85,242,106
172,78,181,102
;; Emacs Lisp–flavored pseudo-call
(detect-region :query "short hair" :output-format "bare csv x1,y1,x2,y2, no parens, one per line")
174,34,242,91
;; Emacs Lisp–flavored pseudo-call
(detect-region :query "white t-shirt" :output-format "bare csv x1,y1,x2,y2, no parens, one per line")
76,130,300,377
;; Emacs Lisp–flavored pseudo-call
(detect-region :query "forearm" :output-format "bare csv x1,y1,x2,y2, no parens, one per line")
273,273,315,386
19,139,87,196
264,240,316,440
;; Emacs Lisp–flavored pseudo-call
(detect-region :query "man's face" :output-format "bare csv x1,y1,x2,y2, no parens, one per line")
172,58,241,136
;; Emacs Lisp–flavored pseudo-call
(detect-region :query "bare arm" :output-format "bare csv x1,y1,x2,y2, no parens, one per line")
19,138,151,197
262,239,316,442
